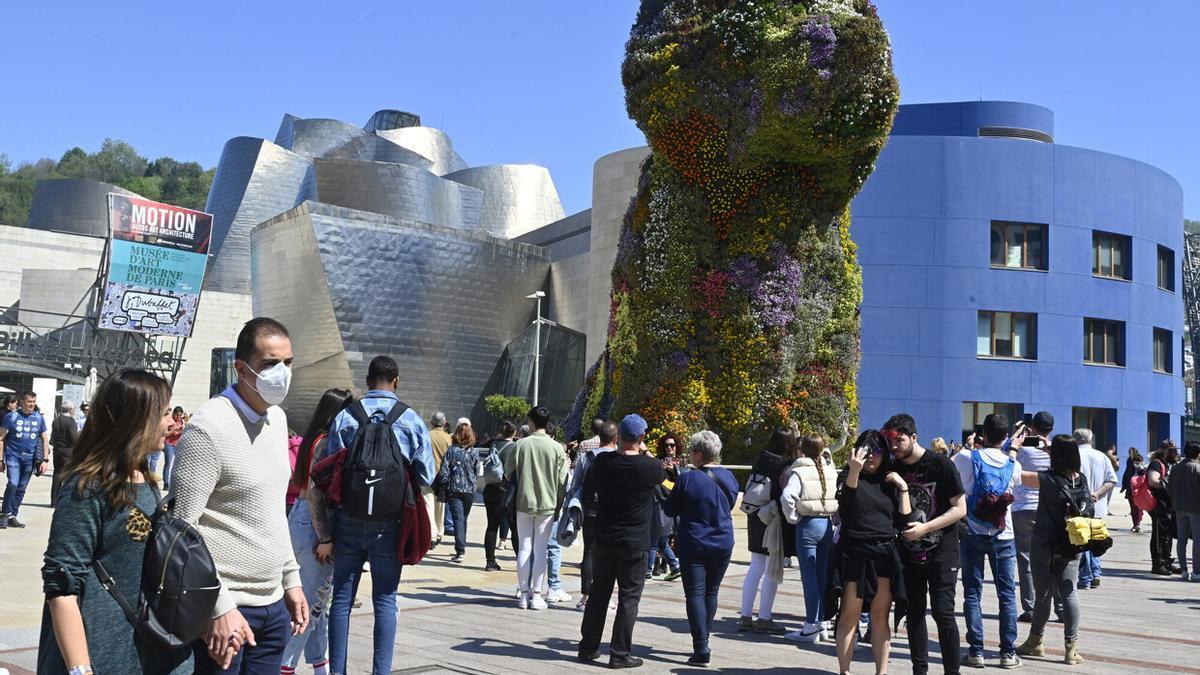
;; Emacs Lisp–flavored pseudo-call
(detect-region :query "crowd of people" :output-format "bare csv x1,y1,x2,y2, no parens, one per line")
19,317,1200,674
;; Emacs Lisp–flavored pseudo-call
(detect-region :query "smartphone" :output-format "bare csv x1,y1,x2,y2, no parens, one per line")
1023,413,1033,427
974,424,984,437
1022,435,1042,447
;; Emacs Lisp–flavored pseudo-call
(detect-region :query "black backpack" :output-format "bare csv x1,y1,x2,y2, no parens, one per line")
95,495,220,647
341,400,411,521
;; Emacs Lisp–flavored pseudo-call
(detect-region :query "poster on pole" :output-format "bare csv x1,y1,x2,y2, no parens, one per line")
98,194,212,337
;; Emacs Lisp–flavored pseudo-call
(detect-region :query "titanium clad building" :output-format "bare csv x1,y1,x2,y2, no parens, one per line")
852,101,1185,455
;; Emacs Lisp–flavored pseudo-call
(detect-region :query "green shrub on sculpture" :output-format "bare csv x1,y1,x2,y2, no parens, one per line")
566,0,898,462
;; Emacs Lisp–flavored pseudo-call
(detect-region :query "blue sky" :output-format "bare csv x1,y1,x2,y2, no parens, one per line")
1,1,1196,217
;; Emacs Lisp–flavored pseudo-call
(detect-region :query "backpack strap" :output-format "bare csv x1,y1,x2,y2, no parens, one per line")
93,559,139,626
383,401,409,426
348,402,371,427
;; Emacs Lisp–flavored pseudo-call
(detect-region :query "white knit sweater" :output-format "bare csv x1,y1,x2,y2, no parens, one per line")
171,394,300,617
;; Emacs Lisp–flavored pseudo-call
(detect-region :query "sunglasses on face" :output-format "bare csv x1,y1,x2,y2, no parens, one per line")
665,442,676,447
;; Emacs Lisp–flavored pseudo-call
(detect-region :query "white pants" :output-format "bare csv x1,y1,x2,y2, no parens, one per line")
421,487,445,540
740,551,780,620
516,511,554,596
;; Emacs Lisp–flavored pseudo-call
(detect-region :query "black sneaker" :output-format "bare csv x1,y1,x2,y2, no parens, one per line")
578,650,601,663
450,554,464,564
1018,610,1032,623
7,516,25,528
687,652,711,666
609,656,643,669
1151,566,1172,576
485,561,502,571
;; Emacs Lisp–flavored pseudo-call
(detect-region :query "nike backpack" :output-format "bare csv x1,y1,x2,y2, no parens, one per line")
341,400,411,521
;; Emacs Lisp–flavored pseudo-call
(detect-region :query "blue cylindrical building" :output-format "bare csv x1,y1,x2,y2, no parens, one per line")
853,101,1185,457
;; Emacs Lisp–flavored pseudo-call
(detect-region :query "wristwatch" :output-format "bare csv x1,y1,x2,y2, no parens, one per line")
68,665,93,675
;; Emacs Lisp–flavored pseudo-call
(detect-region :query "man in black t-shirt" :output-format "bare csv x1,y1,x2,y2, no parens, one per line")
885,414,967,675
578,414,665,669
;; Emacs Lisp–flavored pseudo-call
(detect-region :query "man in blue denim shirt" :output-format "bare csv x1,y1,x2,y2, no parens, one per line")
321,355,434,675
0,392,49,529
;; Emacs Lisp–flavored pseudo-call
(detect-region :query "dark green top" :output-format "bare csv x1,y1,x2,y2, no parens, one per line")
38,479,192,675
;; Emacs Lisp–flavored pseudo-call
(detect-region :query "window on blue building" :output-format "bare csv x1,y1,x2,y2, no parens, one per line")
962,402,1023,443
1084,318,1124,366
1072,407,1116,452
977,311,1037,359
991,221,1047,270
1157,246,1175,291
1093,231,1132,280
1153,328,1173,373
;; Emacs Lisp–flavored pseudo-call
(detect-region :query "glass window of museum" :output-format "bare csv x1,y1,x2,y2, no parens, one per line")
977,311,1036,359
990,221,1047,270
1092,231,1132,280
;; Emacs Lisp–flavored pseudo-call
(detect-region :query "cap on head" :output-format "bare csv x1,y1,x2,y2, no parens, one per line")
456,417,471,428
619,414,648,442
1032,411,1054,434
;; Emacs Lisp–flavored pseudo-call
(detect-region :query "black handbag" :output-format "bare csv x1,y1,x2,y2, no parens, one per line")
95,494,221,647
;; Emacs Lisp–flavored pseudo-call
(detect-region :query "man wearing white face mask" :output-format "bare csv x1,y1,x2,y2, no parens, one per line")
173,317,310,674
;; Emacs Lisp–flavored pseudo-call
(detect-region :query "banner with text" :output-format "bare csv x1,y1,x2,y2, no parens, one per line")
99,194,213,337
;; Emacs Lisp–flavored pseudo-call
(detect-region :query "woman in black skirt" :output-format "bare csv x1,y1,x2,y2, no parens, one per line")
829,429,913,675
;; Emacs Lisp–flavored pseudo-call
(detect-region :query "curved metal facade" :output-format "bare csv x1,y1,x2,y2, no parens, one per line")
853,101,1185,457
374,127,468,175
312,158,482,231
442,165,566,239
251,201,551,426
26,179,137,236
205,111,565,296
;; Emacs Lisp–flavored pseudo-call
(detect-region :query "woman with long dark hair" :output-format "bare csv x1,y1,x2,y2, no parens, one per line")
736,427,798,635
38,369,192,674
647,433,683,579
282,387,353,675
1016,435,1091,665
830,429,913,675
1148,441,1182,575
439,421,480,564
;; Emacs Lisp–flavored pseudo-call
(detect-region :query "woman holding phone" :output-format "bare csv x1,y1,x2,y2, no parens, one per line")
829,429,914,675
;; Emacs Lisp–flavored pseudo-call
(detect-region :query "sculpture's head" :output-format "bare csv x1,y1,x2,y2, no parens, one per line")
622,0,899,193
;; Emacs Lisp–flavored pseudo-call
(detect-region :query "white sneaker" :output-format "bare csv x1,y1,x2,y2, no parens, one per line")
514,586,523,599
517,593,530,610
786,622,823,643
529,593,549,610
821,620,833,641
546,588,572,603
576,595,589,611
783,556,795,568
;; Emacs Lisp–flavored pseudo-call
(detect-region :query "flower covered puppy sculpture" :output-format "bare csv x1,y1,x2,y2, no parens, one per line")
566,0,899,460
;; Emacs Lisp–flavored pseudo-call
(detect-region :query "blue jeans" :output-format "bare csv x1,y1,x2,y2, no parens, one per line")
3,451,34,517
679,555,731,655
282,502,333,669
796,516,832,624
960,534,1018,656
193,599,290,674
547,512,563,591
329,515,403,675
1076,551,1101,586
646,534,679,575
163,443,177,488
446,493,473,556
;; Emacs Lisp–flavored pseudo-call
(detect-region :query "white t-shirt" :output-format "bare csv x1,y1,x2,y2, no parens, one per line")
1078,445,1118,518
953,447,1022,540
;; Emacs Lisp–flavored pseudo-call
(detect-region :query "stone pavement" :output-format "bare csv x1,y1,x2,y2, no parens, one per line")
2,472,1197,674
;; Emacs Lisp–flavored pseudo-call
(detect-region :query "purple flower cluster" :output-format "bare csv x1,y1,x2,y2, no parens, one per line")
777,85,811,115
667,350,691,369
728,246,804,328
800,19,837,80
615,224,642,268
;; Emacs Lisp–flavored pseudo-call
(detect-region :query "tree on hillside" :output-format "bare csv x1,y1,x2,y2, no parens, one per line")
0,141,213,225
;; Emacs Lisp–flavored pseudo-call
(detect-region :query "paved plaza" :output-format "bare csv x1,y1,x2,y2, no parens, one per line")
1,474,1197,674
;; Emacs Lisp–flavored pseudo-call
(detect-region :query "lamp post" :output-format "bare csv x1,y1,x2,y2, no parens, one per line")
525,291,546,407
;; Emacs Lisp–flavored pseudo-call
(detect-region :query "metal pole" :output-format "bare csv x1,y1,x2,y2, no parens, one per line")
533,296,541,407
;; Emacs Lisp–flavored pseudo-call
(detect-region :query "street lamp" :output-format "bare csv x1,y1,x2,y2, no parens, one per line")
525,291,546,407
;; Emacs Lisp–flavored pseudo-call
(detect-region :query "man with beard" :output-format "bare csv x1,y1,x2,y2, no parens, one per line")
884,414,967,675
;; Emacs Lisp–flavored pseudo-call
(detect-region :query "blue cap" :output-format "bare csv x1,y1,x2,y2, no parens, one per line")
619,414,648,441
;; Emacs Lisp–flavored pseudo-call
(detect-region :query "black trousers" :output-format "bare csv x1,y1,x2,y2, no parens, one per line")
50,448,70,507
580,514,598,595
904,558,961,675
1150,505,1175,568
483,484,505,563
579,543,646,659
